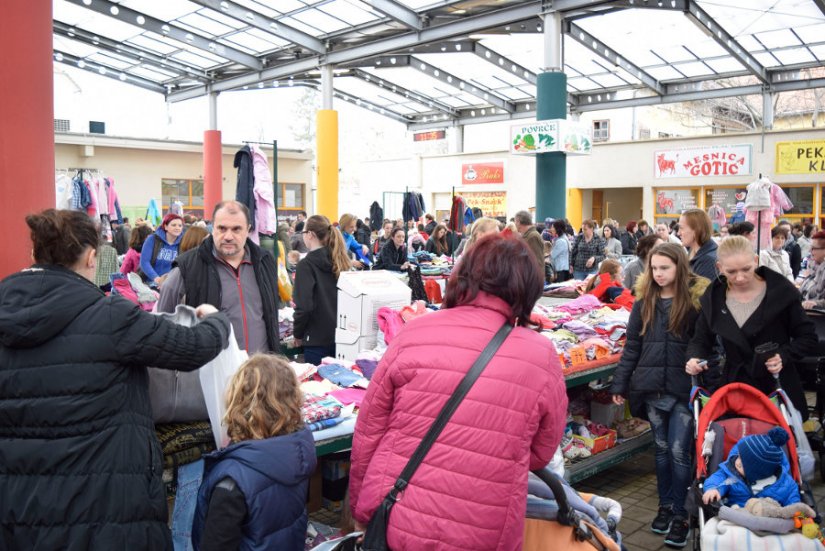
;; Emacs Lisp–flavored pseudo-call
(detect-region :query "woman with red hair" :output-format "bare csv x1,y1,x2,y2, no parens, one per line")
350,234,567,550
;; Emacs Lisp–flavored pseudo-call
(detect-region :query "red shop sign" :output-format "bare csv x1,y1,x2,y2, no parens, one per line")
461,162,504,185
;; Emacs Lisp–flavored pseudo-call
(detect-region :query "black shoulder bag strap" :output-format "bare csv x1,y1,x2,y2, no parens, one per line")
361,322,513,551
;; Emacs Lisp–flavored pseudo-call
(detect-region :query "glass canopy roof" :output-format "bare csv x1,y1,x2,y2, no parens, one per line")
52,0,825,127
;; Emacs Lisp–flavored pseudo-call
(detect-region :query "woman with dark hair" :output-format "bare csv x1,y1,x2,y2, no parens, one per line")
602,225,622,260
425,224,452,256
624,234,664,291
550,219,570,282
350,234,568,551
679,208,718,280
621,221,639,255
0,209,230,550
121,224,153,275
293,215,353,365
373,227,410,272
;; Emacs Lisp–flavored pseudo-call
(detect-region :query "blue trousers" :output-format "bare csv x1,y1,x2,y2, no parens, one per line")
573,269,596,281
303,344,336,366
171,459,204,551
646,401,694,518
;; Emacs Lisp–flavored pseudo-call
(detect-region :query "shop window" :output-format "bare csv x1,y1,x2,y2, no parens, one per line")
654,188,700,219
782,186,814,216
278,182,305,210
162,178,204,218
705,187,747,223
593,120,609,142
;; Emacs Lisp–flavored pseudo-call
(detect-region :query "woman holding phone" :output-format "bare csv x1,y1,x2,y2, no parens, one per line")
686,236,818,418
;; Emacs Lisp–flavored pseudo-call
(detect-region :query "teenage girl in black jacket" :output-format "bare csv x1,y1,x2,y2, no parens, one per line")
374,227,410,272
609,243,709,547
293,215,353,365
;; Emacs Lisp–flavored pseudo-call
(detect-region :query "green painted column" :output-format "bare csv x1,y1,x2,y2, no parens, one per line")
536,71,567,221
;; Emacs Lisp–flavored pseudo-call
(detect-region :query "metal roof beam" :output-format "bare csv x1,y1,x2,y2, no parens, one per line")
349,69,457,116
813,0,825,17
565,21,665,95
409,56,516,112
341,55,412,68
54,50,167,93
367,0,423,31
471,43,537,85
395,40,476,54
167,1,544,101
53,21,210,81
684,1,768,84
65,0,262,70
547,0,686,12
187,0,326,54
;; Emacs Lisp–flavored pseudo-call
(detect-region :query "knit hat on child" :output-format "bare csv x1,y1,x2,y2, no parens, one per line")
736,427,790,482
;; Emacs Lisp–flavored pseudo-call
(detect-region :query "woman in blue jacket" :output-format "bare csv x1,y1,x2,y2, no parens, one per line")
140,213,185,285
339,213,370,269
550,220,570,282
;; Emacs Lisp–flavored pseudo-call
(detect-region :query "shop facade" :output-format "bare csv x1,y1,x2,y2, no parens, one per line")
354,128,825,230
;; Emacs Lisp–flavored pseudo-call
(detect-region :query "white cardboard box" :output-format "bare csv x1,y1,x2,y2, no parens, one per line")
337,270,411,336
334,329,378,362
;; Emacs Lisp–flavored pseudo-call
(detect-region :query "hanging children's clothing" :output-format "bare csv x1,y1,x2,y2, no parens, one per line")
402,191,425,222
706,204,726,231
745,177,793,251
449,195,469,233
250,145,277,243
55,173,73,210
369,201,383,231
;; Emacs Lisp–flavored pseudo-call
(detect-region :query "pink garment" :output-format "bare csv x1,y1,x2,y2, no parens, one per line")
349,292,568,551
555,293,603,315
250,145,277,243
112,278,139,304
120,249,140,275
399,300,428,322
328,388,367,407
85,179,98,218
376,307,404,344
745,184,794,251
106,178,120,221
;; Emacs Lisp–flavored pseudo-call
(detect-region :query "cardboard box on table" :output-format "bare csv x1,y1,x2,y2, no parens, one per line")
334,270,411,361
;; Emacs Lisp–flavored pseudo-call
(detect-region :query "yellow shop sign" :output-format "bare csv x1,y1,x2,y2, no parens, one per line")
776,140,825,174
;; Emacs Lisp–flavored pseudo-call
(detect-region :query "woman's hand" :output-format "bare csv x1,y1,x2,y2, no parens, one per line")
195,304,219,318
765,354,783,374
400,262,410,270
686,358,708,375
702,489,721,504
292,338,302,348
362,245,369,255
352,260,365,269
612,395,625,406
803,300,817,310
586,257,595,268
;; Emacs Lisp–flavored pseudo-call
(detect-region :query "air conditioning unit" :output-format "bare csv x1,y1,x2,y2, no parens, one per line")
54,119,70,132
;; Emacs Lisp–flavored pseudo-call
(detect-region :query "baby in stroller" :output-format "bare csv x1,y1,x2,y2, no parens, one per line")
702,427,800,508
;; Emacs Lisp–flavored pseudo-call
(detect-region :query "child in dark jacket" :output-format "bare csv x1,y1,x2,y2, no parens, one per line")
192,354,316,551
702,427,800,508
609,243,710,547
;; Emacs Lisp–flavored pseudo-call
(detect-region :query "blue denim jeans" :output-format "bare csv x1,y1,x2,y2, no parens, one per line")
171,459,204,551
646,400,694,518
573,269,595,281
303,345,336,366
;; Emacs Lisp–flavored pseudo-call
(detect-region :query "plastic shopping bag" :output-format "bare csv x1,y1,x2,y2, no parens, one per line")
198,327,248,449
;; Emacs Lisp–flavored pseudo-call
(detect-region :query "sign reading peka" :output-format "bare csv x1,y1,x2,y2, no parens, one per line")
776,140,825,174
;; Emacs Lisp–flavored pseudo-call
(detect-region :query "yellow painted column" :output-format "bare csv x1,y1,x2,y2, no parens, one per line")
316,109,339,220
567,188,583,231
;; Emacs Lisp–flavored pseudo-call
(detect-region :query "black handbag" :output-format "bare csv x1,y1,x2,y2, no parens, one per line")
361,323,513,551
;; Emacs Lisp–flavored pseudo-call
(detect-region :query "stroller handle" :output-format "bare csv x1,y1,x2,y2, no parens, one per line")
531,468,574,523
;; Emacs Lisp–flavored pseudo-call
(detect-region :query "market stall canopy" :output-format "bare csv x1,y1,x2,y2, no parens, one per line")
52,0,825,128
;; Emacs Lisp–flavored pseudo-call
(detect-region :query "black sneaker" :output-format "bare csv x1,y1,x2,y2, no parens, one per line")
664,517,690,548
651,506,673,534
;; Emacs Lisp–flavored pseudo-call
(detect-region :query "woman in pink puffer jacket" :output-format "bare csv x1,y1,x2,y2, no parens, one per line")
350,234,568,550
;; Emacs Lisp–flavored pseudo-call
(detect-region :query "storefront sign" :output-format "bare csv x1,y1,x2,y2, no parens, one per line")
461,162,504,185
510,120,592,156
654,145,752,178
655,189,698,215
414,130,446,142
462,191,507,218
776,140,825,173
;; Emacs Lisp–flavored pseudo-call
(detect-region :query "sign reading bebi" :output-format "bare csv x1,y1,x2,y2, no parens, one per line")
654,145,752,179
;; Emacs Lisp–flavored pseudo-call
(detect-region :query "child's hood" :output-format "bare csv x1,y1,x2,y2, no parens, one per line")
633,272,710,308
214,427,317,484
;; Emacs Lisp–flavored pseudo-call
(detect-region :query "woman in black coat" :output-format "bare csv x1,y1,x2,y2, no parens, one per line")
686,236,818,418
373,227,410,272
0,209,231,551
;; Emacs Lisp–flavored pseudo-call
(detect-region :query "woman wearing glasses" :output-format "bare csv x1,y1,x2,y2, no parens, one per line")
800,230,825,310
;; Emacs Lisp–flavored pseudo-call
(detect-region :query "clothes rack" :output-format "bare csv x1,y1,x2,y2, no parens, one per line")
757,173,763,256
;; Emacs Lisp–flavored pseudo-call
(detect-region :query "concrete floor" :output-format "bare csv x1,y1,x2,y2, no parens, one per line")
576,447,825,551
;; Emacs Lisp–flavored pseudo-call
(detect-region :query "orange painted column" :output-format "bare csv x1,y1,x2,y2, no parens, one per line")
203,130,223,221
0,1,54,277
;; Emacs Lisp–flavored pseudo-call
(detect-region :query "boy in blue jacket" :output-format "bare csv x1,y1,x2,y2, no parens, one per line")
702,427,800,508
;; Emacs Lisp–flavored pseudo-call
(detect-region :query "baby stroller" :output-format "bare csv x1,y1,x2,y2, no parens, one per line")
688,379,820,550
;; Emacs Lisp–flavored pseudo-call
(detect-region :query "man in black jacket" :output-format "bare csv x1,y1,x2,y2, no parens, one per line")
157,200,280,353
777,220,802,279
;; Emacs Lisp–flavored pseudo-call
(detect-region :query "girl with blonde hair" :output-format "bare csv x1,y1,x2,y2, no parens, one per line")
687,236,818,419
192,354,315,551
454,217,500,258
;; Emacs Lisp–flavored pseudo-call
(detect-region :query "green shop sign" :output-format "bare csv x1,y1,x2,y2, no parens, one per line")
510,119,592,156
